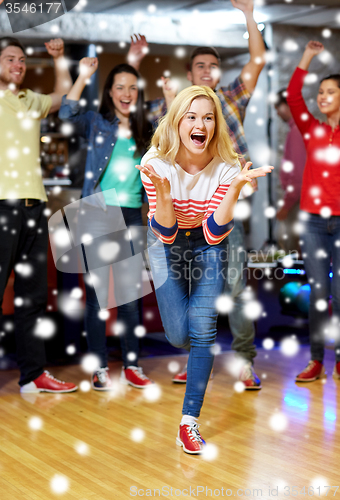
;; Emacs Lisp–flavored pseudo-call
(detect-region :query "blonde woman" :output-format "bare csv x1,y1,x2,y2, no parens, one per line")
137,86,273,454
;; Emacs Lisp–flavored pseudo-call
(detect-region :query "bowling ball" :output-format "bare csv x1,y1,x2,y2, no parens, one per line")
279,282,302,309
296,284,311,314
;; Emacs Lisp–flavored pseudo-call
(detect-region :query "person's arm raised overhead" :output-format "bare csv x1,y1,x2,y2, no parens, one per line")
297,40,324,72
127,34,149,71
66,57,98,101
46,38,73,113
286,41,323,135
232,0,266,94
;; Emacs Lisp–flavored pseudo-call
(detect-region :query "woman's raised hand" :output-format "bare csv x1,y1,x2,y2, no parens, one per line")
136,164,171,197
79,57,98,79
305,41,324,57
233,162,273,187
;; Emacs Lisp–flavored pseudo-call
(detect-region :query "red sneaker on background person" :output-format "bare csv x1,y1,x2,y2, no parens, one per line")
332,362,340,380
296,360,325,382
239,362,262,390
172,365,213,384
91,367,113,391
20,371,78,393
176,423,206,455
172,365,187,383
120,366,153,388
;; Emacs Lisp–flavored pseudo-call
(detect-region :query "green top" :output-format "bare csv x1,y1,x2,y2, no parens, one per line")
100,136,142,208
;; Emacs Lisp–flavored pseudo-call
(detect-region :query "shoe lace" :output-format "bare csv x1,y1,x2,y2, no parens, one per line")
240,363,254,381
44,370,65,384
96,367,109,384
186,423,203,443
301,361,317,373
130,367,149,380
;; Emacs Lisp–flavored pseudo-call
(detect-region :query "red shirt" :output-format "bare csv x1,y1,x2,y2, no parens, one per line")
280,117,306,212
287,67,340,215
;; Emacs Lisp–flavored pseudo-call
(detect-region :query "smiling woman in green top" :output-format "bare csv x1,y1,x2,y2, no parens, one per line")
59,59,153,390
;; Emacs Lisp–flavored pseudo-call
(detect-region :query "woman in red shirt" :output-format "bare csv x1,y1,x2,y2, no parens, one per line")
287,41,340,382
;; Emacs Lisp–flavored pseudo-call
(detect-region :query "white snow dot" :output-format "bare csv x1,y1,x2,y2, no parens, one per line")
202,443,219,461
98,310,110,321
243,300,262,320
80,380,91,392
134,325,146,338
315,299,328,312
234,381,246,393
50,475,69,494
215,295,233,314
320,206,331,218
263,338,274,350
168,361,180,373
131,428,145,442
75,442,89,455
66,344,76,355
269,412,288,432
143,384,161,402
34,318,56,339
264,206,276,218
280,337,299,357
81,354,100,374
29,416,43,430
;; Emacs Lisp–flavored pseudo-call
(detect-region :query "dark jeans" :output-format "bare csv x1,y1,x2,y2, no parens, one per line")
0,200,48,386
224,220,256,363
148,227,226,418
79,206,143,368
300,212,340,362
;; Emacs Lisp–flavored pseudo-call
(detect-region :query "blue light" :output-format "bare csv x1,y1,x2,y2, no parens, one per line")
283,269,305,275
324,411,336,421
329,272,333,278
284,395,308,411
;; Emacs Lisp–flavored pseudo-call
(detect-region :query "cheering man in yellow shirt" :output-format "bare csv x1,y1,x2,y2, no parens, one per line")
0,36,77,393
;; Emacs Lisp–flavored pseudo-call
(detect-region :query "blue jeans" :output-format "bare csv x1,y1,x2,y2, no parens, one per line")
78,206,143,368
148,227,226,418
300,213,340,362
224,220,256,363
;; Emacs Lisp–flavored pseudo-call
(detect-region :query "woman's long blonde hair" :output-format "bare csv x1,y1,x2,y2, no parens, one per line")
151,85,241,167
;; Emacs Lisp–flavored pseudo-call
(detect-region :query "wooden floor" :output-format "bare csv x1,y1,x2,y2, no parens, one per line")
0,346,339,500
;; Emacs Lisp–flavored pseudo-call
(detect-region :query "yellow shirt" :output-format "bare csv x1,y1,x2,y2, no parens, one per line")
0,88,52,201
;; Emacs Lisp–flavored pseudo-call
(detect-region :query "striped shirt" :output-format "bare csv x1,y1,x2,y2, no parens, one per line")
141,147,239,245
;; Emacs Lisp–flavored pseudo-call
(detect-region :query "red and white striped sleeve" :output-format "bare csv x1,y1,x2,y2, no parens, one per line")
202,184,234,245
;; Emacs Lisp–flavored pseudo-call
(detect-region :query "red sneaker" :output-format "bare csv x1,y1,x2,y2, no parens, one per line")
296,360,325,382
91,367,113,391
172,366,213,384
120,366,153,388
239,362,262,390
176,423,206,455
333,362,340,380
172,366,187,384
20,371,78,393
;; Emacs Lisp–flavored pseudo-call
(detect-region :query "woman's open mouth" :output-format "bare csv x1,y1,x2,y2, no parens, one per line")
190,133,206,146
120,100,131,109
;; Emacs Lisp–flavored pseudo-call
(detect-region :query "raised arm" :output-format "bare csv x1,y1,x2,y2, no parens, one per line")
286,42,323,136
127,34,149,71
297,40,324,71
66,57,98,101
232,0,266,94
45,39,73,114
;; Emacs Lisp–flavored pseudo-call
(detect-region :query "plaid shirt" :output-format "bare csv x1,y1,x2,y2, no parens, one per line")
146,75,251,167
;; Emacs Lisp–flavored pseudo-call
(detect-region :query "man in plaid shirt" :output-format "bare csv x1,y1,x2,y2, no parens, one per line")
129,0,266,390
